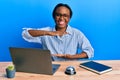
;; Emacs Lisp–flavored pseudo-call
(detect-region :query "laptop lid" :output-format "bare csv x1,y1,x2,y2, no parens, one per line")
9,47,60,75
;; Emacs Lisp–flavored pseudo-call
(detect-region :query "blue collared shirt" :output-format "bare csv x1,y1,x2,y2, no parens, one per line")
22,25,94,61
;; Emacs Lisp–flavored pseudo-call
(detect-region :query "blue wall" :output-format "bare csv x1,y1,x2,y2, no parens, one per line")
0,0,120,61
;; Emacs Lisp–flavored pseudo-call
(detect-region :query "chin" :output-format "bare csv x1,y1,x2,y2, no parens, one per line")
57,25,67,28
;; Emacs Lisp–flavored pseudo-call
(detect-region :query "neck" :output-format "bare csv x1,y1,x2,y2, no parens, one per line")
55,25,67,32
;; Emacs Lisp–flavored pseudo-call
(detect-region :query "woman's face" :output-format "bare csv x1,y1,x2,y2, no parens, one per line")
54,6,70,29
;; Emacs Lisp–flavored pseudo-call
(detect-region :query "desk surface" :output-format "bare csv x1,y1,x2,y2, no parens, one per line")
0,60,120,80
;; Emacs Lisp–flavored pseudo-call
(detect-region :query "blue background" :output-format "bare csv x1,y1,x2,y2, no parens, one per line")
0,0,120,61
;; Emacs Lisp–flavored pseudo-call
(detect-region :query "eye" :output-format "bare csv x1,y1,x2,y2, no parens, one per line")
63,14,69,17
55,13,70,18
55,13,61,17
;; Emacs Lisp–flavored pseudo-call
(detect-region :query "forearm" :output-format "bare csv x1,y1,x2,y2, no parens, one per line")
28,30,66,37
66,52,88,59
28,30,50,37
52,52,88,59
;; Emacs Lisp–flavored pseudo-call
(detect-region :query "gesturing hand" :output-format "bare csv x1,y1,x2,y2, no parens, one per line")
52,54,73,59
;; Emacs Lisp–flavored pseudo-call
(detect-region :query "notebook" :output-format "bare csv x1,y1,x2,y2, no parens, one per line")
9,47,60,75
79,61,112,74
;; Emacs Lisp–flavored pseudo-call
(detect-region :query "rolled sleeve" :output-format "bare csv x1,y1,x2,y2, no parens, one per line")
22,28,41,43
82,47,94,59
78,32,94,59
82,37,94,58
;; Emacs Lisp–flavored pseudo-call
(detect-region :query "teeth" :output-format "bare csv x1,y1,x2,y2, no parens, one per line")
59,21,64,25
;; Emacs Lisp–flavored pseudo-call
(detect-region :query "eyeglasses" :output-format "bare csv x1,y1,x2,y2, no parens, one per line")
55,13,70,18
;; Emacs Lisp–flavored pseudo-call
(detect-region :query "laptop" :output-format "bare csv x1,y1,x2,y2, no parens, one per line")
9,47,60,75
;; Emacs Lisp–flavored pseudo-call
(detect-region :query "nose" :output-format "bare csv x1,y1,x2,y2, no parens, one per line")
59,15,64,20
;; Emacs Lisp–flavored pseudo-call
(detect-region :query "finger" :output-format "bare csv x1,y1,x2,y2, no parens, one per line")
51,54,57,56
